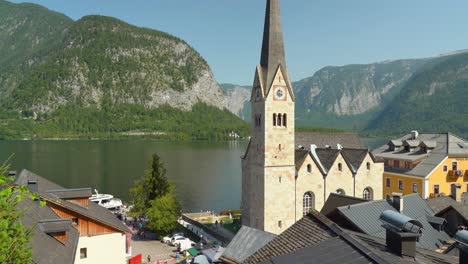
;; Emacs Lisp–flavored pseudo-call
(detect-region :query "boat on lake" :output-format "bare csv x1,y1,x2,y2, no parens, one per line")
89,189,123,210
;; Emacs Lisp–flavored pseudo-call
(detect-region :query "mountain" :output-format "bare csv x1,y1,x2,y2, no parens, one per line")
366,52,468,136
220,84,251,121
0,0,73,98
0,0,246,140
229,51,468,137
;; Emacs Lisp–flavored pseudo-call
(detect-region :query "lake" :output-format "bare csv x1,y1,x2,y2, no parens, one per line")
0,138,387,212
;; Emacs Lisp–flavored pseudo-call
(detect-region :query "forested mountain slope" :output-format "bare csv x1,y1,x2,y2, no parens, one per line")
0,0,247,140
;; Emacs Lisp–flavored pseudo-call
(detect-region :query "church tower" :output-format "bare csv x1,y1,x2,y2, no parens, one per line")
241,0,295,235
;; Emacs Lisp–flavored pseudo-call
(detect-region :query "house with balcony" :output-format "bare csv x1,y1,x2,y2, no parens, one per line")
14,169,131,264
373,131,468,199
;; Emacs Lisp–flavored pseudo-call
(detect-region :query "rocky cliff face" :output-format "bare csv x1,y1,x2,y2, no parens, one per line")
0,6,228,113
294,59,427,116
220,84,251,120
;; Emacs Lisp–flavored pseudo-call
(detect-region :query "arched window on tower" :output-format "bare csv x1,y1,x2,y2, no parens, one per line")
303,192,315,216
277,114,282,127
338,163,343,171
366,162,371,170
273,113,277,126
259,114,262,127
363,187,373,200
307,164,312,173
283,113,287,127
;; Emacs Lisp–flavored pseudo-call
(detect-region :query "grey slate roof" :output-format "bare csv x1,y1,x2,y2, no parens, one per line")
19,195,79,264
427,196,468,221
295,132,363,150
255,212,458,264
373,133,468,177
335,194,451,251
221,226,276,264
38,219,71,233
16,169,129,234
320,193,367,216
47,188,93,199
294,149,309,169
341,148,369,172
314,148,340,171
242,211,339,264
259,237,374,264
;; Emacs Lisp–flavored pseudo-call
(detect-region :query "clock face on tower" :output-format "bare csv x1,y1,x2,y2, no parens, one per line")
273,85,287,101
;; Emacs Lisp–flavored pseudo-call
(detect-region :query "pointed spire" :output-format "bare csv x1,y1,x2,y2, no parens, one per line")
259,0,291,93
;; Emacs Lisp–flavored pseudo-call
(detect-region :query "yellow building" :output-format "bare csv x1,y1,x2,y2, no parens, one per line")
373,131,468,199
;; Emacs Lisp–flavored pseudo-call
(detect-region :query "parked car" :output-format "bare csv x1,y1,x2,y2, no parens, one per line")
161,233,184,244
177,239,196,252
170,236,187,246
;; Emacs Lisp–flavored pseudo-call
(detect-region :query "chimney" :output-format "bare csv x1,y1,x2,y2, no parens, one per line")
451,183,462,202
27,179,38,194
380,210,422,258
411,130,419,140
392,192,404,212
454,230,468,264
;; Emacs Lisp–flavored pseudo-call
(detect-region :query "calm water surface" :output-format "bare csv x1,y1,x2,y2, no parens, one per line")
0,138,386,212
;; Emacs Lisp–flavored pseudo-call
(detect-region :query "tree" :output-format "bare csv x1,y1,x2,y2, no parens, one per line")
129,154,170,217
0,162,32,263
146,184,181,235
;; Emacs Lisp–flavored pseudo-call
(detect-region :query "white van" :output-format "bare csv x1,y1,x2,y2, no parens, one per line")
177,239,196,252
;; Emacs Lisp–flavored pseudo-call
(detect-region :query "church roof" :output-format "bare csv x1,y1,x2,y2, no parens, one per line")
341,149,369,172
295,132,363,150
315,149,341,171
259,0,293,96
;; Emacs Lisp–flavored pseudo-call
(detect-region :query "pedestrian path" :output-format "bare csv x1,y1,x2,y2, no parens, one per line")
178,218,224,246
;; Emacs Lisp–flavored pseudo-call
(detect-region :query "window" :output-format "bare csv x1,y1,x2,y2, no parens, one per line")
386,178,391,188
443,165,448,172
80,248,87,259
336,189,346,195
283,113,287,127
273,114,276,126
307,164,312,173
71,218,78,226
412,183,418,193
398,180,404,190
434,185,440,194
405,161,411,169
303,192,315,216
363,187,373,200
279,144,282,151
278,220,282,228
452,161,458,171
366,162,371,170
394,160,400,168
338,163,343,171
258,114,261,127
279,176,281,183
277,114,282,127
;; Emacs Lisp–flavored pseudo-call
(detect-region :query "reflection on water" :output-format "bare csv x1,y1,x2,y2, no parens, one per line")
0,138,385,212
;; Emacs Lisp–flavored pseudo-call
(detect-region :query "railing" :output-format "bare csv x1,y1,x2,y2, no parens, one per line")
181,214,231,245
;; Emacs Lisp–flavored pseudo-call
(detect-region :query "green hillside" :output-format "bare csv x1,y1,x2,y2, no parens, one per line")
366,52,468,137
0,1,248,140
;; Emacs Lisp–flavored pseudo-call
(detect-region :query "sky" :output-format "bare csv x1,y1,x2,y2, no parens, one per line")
8,0,468,85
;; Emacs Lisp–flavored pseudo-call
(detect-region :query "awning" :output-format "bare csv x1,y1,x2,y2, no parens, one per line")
187,247,199,256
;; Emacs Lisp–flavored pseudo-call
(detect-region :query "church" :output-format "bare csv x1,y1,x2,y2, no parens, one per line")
241,0,383,235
